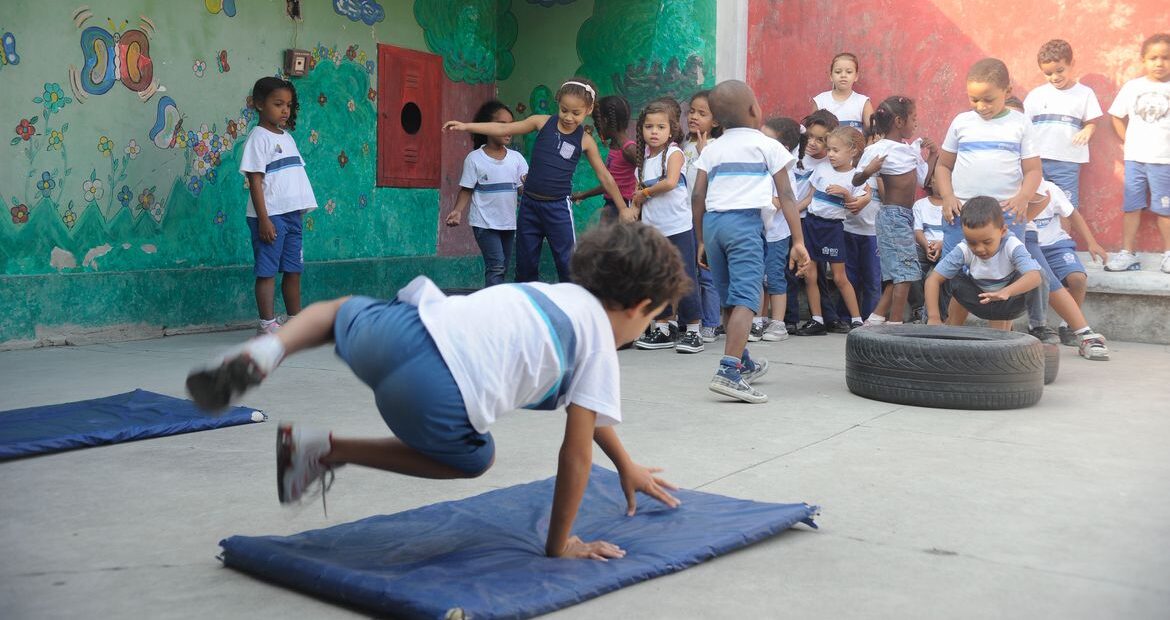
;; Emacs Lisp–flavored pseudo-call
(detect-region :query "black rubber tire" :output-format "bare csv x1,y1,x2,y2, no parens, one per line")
845,325,1044,410
1043,343,1060,385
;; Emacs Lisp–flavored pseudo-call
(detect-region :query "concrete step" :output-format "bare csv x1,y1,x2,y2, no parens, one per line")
1079,252,1170,344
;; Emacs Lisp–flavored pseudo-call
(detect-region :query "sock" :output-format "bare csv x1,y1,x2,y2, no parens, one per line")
245,334,285,376
867,314,886,324
686,323,700,333
1074,326,1091,336
656,321,670,335
1059,320,1069,328
851,316,862,323
812,315,824,324
752,317,765,326
887,321,903,325
668,320,679,330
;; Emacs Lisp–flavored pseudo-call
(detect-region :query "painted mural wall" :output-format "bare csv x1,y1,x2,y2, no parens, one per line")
746,0,1166,252
0,0,508,346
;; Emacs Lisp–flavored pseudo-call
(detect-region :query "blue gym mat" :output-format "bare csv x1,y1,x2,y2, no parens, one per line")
0,389,264,460
219,465,819,619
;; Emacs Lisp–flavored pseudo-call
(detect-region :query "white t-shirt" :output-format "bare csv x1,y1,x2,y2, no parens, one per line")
935,235,1041,291
845,179,878,236
858,138,920,176
239,126,318,217
793,154,825,219
942,110,1038,202
1026,180,1076,246
459,147,527,230
640,144,691,237
813,90,869,129
398,276,621,434
1023,82,1102,164
694,127,794,212
1108,76,1170,164
912,197,945,242
807,165,865,221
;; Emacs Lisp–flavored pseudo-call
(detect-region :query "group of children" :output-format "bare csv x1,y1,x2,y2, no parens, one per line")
188,34,1169,559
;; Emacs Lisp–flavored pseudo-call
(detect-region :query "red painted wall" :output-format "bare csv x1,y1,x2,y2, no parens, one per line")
747,0,1166,252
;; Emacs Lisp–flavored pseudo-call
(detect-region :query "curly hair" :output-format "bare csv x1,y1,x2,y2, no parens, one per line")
592,95,630,145
797,109,839,169
1037,39,1073,65
763,117,802,152
633,101,682,190
967,57,1011,90
571,222,692,311
251,76,299,130
470,100,513,149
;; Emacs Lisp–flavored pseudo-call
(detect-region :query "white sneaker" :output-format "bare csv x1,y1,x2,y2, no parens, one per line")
257,320,281,335
277,424,336,507
1077,332,1110,361
1161,252,1170,274
1104,250,1140,272
762,321,789,341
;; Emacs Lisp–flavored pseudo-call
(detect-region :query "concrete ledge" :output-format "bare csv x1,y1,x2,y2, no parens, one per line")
1079,252,1170,344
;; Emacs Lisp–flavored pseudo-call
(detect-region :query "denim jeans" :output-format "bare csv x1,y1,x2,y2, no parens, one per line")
472,226,515,287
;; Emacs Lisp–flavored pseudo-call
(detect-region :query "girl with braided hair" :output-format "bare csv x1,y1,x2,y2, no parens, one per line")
572,95,639,223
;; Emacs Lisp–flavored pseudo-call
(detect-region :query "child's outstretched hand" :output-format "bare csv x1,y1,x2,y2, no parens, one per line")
444,210,462,227
979,290,1010,304
1088,242,1108,265
942,196,963,224
1071,127,1093,146
442,120,467,132
618,463,680,516
558,536,626,561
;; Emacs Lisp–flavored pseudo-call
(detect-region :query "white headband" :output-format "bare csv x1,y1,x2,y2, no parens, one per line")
561,81,595,101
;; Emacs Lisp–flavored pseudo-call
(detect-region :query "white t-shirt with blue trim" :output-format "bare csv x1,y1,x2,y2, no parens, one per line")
239,126,318,217
1026,180,1076,247
459,147,528,230
813,90,869,129
640,144,691,237
912,197,945,242
942,110,1038,202
694,127,794,212
399,276,621,434
807,165,865,221
1023,82,1102,164
935,235,1041,291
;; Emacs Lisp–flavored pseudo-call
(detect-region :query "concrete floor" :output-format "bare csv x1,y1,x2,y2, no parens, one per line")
1,329,1168,619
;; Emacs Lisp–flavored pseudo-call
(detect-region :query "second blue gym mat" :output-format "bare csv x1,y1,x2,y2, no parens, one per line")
219,465,819,619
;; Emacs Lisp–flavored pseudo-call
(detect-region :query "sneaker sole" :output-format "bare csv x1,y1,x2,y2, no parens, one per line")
1103,263,1141,272
794,331,827,336
742,361,770,384
634,342,676,350
701,337,717,343
761,334,789,342
186,355,262,412
276,424,293,504
747,334,763,342
708,381,768,403
676,344,705,354
1080,350,1110,361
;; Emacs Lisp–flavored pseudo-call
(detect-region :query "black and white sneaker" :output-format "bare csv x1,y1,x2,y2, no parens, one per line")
676,330,705,353
794,319,827,336
826,320,852,334
748,321,766,342
1058,326,1078,347
635,328,676,350
709,364,768,404
1029,325,1060,345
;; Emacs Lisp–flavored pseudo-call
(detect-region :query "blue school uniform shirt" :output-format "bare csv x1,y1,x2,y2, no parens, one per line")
523,117,584,199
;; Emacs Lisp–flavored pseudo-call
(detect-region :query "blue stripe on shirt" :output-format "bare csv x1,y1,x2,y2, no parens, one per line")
813,189,846,208
515,284,577,411
841,120,864,129
709,162,770,177
1031,113,1083,129
265,156,304,173
474,182,517,193
956,141,1021,154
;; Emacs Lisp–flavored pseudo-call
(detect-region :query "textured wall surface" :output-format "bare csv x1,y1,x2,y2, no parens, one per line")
747,0,1166,252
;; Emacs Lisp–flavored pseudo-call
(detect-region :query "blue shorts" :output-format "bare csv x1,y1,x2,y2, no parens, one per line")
333,296,494,476
764,237,791,295
1123,161,1170,215
1041,239,1087,283
703,210,765,313
247,211,304,277
805,214,846,263
1042,159,1082,207
876,206,920,284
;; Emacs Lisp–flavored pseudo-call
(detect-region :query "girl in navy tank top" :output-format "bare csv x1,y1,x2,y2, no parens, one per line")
445,77,630,283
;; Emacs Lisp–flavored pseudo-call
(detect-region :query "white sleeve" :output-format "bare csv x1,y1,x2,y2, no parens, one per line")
1108,82,1132,118
1046,183,1075,216
1019,120,1039,159
514,150,529,180
912,205,925,230
941,117,961,154
459,152,478,190
1023,88,1039,122
566,351,621,426
768,142,795,175
1083,87,1103,122
239,132,268,174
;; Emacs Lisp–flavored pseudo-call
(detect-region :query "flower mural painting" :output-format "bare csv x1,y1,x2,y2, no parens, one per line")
47,129,63,150
187,176,203,196
193,59,206,77
338,150,348,168
34,82,72,116
125,139,140,159
97,135,113,156
347,98,356,112
318,92,328,107
14,118,36,142
137,186,156,213
324,198,336,214
309,129,319,145
117,185,132,208
82,176,104,202
10,203,29,224
367,87,377,101
37,171,56,197
62,208,77,228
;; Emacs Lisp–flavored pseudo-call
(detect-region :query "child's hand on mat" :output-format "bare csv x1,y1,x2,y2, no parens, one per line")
444,210,462,227
559,536,626,561
979,290,1010,304
442,120,467,132
619,463,681,516
942,196,962,224
258,216,277,243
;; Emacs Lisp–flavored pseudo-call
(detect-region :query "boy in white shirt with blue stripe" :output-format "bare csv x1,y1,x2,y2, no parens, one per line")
692,80,811,403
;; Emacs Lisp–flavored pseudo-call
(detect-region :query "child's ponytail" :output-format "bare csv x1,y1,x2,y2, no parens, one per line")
869,95,915,141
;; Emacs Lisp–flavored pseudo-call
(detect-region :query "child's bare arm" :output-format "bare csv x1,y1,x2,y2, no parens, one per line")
691,170,709,268
1071,117,1098,146
572,186,604,202
1111,115,1127,142
445,187,474,226
1004,157,1043,222
914,229,930,252
583,134,631,218
547,405,624,560
1067,210,1108,263
934,150,961,223
773,171,810,273
246,171,276,243
593,426,680,516
634,151,684,208
443,115,546,137
925,271,947,324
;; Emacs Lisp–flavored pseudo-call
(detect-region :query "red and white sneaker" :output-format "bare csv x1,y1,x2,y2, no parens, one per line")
1078,332,1110,361
276,423,337,509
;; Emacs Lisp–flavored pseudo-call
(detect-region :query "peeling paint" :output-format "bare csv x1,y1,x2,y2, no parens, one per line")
50,247,77,270
140,244,157,254
82,244,114,268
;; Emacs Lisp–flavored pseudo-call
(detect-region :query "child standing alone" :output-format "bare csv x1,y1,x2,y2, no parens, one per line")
445,79,629,283
445,101,528,287
240,77,318,335
812,52,874,130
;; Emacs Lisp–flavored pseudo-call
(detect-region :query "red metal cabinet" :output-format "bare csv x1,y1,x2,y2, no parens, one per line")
376,44,442,188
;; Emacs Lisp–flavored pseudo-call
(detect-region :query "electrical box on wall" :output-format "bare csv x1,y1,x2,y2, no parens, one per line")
284,49,310,77
377,44,442,188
